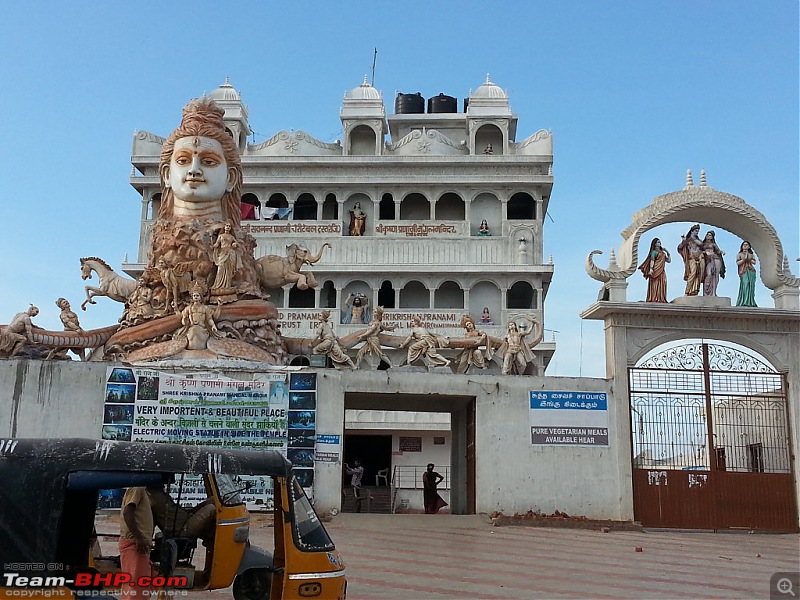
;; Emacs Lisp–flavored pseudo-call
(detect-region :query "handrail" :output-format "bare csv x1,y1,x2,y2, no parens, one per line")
389,465,451,514
390,465,398,514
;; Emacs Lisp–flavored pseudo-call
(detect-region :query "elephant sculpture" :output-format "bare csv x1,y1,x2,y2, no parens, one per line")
256,243,331,291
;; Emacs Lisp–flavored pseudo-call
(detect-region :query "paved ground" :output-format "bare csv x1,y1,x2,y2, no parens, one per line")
213,513,799,599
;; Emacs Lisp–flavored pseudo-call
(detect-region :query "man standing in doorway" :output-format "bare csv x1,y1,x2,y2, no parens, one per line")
344,459,364,513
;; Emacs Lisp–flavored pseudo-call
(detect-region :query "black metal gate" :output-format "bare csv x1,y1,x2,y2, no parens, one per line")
629,342,798,531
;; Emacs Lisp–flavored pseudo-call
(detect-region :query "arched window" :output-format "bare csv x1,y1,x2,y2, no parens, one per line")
507,192,536,220
322,194,338,220
507,281,536,309
241,193,260,220
270,287,285,308
290,356,310,366
378,280,396,308
379,193,395,220
399,281,429,308
320,281,337,308
470,192,501,236
289,286,315,308
294,193,318,221
475,123,504,155
341,281,371,324
266,193,289,208
434,281,464,308
344,195,371,236
469,280,501,322
349,125,377,156
434,193,465,220
149,193,162,220
399,193,430,220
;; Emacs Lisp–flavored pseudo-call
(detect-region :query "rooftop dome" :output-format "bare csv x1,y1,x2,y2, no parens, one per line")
470,74,508,100
345,76,381,100
208,76,241,101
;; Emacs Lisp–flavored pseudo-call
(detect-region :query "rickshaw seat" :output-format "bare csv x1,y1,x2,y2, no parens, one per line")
152,534,196,576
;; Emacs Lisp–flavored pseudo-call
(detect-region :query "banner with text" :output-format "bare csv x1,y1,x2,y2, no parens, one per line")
529,391,609,446
102,367,318,507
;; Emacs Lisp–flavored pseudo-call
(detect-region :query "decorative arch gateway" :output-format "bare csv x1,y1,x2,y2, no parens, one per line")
584,171,799,309
629,340,797,531
580,173,800,531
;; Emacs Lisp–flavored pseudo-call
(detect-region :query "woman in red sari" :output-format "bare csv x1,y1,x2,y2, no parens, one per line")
638,238,671,302
422,463,448,514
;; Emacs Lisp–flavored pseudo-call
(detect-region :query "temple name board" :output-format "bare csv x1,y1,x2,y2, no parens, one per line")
241,221,342,235
375,221,467,237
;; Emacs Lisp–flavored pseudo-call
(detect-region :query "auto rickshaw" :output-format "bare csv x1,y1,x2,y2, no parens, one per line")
0,438,346,599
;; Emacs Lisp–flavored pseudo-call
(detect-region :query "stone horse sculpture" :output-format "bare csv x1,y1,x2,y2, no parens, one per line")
256,243,331,291
80,257,138,311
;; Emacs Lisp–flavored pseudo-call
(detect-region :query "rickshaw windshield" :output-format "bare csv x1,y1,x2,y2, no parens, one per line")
289,475,335,552
215,474,245,506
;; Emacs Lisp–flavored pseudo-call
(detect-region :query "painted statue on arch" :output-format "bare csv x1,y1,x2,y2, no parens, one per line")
735,240,757,307
677,224,705,296
637,238,671,303
700,230,725,296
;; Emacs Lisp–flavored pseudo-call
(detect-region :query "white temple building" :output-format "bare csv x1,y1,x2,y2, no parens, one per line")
126,76,556,374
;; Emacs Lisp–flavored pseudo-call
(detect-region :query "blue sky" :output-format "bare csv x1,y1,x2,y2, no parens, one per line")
0,1,797,377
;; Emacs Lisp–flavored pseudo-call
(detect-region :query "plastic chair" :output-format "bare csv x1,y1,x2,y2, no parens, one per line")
375,468,389,486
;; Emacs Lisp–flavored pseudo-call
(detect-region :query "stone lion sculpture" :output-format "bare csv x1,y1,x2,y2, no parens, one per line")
256,243,331,291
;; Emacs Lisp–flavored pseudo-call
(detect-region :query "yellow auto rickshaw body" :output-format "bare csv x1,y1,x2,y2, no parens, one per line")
270,475,347,600
0,438,346,600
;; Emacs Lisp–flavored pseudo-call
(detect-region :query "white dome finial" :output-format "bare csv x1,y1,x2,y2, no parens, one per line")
362,74,369,86
686,169,694,188
700,169,707,187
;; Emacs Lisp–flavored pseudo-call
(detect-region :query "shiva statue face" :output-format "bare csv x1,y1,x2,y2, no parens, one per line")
166,136,235,214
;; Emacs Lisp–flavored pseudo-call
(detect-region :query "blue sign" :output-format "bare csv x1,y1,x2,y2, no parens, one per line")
316,434,340,445
529,391,608,411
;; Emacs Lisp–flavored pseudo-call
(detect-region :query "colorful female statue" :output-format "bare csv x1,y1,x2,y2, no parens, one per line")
349,202,366,236
735,240,757,307
637,238,671,303
677,224,704,296
700,230,725,296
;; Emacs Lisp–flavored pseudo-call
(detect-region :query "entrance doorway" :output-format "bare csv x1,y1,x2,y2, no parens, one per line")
630,341,797,532
343,393,476,514
343,433,392,487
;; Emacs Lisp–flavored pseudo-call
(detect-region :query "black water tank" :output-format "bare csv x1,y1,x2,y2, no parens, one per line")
395,92,425,114
427,93,458,114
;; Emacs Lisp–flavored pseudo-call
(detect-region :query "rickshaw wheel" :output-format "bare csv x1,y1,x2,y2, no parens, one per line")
233,568,272,600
